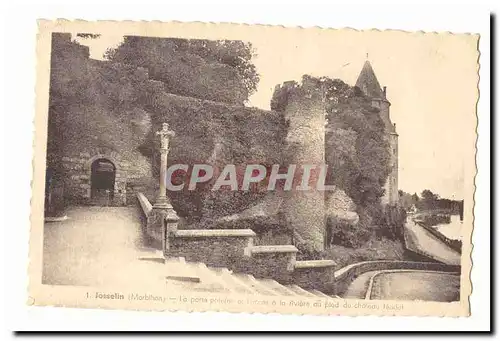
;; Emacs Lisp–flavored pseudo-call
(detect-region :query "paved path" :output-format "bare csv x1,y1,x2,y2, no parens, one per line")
343,271,379,299
405,219,461,265
368,271,460,302
42,206,169,289
344,269,460,301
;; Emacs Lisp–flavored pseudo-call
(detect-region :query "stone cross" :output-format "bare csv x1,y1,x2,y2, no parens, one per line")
156,123,175,151
153,122,175,209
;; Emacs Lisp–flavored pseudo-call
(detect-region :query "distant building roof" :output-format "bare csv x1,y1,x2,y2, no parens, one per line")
355,60,384,99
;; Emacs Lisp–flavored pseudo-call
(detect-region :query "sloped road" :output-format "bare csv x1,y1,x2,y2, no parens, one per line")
42,206,169,289
405,219,461,265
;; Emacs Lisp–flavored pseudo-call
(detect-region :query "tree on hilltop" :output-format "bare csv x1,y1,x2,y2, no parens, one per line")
104,36,260,105
421,189,439,202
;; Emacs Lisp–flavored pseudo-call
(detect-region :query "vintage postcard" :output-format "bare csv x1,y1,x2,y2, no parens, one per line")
30,20,479,318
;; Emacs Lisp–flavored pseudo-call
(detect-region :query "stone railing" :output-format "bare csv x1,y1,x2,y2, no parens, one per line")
241,245,298,283
333,260,461,296
293,260,337,294
167,229,256,269
414,221,462,254
136,192,153,216
402,223,434,261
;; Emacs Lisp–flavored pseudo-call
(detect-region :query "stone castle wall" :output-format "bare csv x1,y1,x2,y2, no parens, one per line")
59,146,152,206
48,33,155,207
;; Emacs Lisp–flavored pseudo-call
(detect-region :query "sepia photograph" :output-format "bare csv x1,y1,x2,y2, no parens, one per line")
29,20,478,317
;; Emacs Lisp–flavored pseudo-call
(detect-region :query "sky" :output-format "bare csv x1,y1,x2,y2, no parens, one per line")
73,30,478,200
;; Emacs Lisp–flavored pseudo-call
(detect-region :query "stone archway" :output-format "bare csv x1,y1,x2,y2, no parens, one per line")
85,152,127,206
90,158,116,206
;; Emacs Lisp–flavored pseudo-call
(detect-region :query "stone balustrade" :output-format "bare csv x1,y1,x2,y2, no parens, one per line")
293,260,337,294
333,260,461,296
240,245,298,283
136,192,152,217
168,229,256,270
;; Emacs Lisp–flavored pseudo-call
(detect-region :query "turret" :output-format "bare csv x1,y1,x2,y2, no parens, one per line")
355,60,399,205
273,77,327,253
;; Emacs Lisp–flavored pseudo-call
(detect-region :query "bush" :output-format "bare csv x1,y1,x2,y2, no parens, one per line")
375,205,407,241
419,214,451,226
326,216,371,249
300,238,406,268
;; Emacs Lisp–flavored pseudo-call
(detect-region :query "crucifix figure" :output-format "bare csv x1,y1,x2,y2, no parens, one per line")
154,122,175,209
157,123,175,151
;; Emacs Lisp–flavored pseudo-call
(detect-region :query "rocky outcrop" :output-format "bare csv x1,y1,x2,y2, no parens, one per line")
325,188,359,225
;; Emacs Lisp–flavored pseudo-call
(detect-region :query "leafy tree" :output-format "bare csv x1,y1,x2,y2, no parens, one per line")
104,36,259,105
417,189,439,210
414,189,463,215
421,189,439,202
322,78,390,243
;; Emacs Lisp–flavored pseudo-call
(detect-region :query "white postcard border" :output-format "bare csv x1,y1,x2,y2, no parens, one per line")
3,0,492,332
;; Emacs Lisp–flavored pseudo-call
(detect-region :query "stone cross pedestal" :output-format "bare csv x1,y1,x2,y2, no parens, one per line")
153,123,175,209
149,122,179,257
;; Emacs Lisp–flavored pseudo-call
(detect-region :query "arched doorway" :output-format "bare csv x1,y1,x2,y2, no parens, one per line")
90,158,116,206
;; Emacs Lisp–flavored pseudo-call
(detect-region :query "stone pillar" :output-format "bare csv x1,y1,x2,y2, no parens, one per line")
153,123,175,209
281,80,327,253
163,209,179,257
149,123,179,254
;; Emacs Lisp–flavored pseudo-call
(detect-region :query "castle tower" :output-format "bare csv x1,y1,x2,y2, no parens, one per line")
273,78,327,253
355,61,399,206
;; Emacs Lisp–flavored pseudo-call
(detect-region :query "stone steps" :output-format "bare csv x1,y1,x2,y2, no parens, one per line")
164,257,202,283
215,269,258,295
308,289,332,298
169,257,333,298
231,273,279,296
286,285,318,298
136,248,164,263
258,279,301,296
135,234,334,298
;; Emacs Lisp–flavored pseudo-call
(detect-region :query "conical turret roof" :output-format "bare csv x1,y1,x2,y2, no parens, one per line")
355,60,383,99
